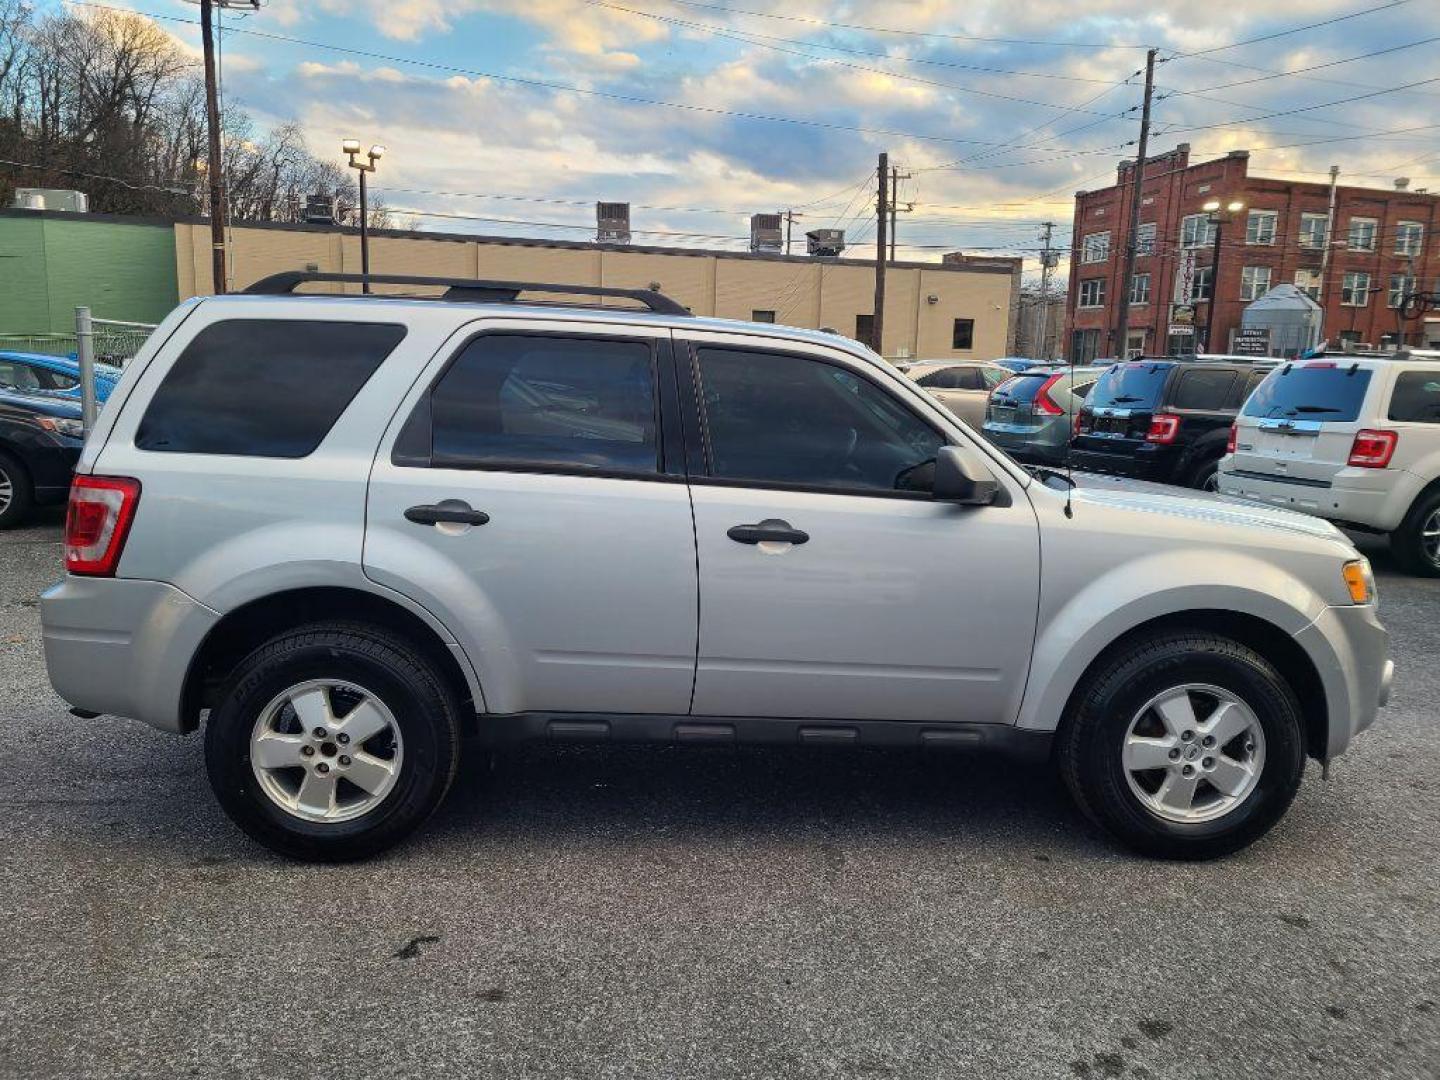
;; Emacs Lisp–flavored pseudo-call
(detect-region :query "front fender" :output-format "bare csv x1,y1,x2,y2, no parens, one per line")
1016,550,1331,732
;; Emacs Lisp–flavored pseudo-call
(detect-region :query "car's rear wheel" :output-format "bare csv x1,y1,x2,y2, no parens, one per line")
0,450,35,529
1187,455,1222,493
1391,489,1440,578
1057,632,1306,859
205,622,462,861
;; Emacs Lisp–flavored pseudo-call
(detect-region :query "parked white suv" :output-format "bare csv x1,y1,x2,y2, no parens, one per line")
1219,350,1440,575
41,274,1391,861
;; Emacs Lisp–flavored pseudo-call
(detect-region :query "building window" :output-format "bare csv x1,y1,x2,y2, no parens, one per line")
1136,222,1156,256
751,309,776,323
952,318,975,350
1191,266,1213,302
1078,279,1106,308
1348,217,1378,252
1071,328,1101,364
1294,269,1322,300
1181,214,1216,249
1389,273,1415,309
1240,266,1272,301
1395,221,1424,257
1129,273,1151,305
1245,210,1277,246
1299,213,1328,249
854,314,875,349
1081,232,1111,263
1342,271,1372,306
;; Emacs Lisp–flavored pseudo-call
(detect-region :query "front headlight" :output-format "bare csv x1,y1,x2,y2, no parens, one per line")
1343,558,1376,605
37,416,85,439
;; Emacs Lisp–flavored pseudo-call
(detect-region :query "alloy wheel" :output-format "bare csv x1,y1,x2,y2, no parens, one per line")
0,466,11,516
1421,508,1440,567
248,679,404,823
1121,683,1266,824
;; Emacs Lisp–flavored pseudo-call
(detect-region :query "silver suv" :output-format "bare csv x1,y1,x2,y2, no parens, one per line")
41,273,1392,861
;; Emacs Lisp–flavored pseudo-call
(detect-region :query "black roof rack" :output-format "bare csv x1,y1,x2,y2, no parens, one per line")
243,271,692,316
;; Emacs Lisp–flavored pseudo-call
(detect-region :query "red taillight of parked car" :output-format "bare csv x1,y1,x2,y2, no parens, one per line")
65,475,141,576
1034,373,1066,416
1073,410,1087,436
1347,429,1398,469
1226,422,1237,454
1146,413,1181,444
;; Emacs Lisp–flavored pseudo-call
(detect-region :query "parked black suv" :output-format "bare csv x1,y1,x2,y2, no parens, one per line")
0,387,85,528
1072,358,1272,491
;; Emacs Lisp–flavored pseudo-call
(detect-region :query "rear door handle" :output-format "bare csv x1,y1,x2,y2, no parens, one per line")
727,518,809,545
404,501,490,527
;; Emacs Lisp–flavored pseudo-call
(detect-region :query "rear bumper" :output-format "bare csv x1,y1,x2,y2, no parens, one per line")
1071,444,1176,482
1218,460,1423,532
41,576,219,734
1293,602,1390,760
983,425,1068,464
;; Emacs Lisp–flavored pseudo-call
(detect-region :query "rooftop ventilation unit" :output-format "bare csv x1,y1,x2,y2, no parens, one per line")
1395,177,1411,190
750,213,783,254
597,202,631,245
806,228,845,257
304,194,337,225
13,188,88,213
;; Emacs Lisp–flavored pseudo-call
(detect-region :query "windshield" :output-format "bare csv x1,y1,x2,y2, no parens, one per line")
992,374,1051,403
1243,365,1373,421
1087,363,1172,408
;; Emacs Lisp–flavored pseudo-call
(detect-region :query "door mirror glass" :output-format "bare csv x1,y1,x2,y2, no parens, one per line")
932,445,999,505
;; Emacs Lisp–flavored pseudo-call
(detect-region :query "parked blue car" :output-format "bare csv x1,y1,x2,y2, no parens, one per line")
0,350,122,402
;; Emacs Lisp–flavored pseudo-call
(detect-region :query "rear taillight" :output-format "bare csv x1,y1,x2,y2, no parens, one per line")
1034,374,1065,416
1226,422,1237,454
64,475,141,576
1348,429,1398,469
1146,413,1181,444
1073,411,1087,436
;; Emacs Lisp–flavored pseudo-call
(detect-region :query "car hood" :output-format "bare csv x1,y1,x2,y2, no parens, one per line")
1070,474,1348,545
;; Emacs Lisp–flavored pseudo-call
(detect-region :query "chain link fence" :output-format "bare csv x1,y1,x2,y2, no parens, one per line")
0,318,157,367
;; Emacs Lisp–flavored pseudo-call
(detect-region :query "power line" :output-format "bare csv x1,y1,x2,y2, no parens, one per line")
1159,76,1440,136
1162,35,1440,97
1167,0,1411,59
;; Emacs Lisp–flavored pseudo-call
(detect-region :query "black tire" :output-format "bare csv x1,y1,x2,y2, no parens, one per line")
1390,487,1440,578
1186,454,1222,493
0,449,35,529
205,621,462,861
1056,632,1306,860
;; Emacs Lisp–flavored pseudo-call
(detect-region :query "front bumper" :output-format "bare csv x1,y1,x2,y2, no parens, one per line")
41,576,219,733
1293,601,1390,760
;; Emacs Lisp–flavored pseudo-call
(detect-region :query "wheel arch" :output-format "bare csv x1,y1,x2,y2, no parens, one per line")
180,586,482,734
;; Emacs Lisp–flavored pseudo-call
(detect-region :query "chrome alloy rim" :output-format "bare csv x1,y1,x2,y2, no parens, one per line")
0,465,11,515
1422,508,1440,566
248,679,404,823
1122,684,1266,825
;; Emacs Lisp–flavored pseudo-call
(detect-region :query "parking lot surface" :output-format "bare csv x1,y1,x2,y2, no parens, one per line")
1,510,1437,1080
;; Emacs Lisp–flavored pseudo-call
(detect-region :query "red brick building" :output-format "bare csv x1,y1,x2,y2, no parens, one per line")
1064,145,1440,360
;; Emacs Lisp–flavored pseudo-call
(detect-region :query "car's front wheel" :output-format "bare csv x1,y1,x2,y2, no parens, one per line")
205,622,462,861
1057,631,1306,859
0,450,35,529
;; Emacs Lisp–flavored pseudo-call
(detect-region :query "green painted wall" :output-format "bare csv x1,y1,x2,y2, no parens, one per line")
0,212,178,333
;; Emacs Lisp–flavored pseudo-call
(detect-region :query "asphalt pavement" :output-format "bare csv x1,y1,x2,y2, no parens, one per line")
0,508,1436,1080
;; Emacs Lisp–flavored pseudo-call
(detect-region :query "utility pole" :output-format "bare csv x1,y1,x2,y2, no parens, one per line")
199,0,227,294
873,152,888,354
1115,47,1157,359
782,209,801,256
1038,222,1057,360
1317,164,1340,343
887,167,912,264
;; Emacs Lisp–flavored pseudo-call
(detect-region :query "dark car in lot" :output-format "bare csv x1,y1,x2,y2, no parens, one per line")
1071,358,1272,491
0,387,85,528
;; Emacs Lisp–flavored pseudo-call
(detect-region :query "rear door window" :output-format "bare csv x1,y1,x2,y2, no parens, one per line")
1243,366,1374,422
1087,363,1172,409
1170,368,1237,411
425,334,659,474
1388,372,1440,423
917,366,980,390
135,320,404,456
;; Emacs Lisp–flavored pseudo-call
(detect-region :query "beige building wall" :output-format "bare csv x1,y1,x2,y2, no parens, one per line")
175,223,1019,360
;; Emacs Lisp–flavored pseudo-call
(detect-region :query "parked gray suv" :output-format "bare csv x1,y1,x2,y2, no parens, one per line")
41,273,1392,861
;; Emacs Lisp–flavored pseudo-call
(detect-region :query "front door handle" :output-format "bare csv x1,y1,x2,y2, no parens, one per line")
727,518,809,545
404,501,490,527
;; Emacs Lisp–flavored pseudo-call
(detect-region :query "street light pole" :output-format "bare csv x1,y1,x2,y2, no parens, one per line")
1202,198,1245,353
343,140,386,294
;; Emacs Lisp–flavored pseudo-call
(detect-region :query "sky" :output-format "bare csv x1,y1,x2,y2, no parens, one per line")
35,0,1440,274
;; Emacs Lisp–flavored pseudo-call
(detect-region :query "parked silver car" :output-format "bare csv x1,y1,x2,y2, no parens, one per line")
984,365,1107,465
41,272,1391,861
900,359,1011,427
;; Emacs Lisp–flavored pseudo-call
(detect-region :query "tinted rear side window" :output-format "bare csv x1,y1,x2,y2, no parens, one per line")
428,334,658,473
1243,366,1373,422
1388,372,1440,423
1170,368,1237,411
136,320,403,456
1087,363,1172,408
916,366,980,390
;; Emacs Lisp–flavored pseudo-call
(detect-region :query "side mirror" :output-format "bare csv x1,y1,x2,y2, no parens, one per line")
933,445,999,505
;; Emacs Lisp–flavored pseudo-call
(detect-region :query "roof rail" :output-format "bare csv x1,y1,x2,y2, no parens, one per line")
243,271,692,316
